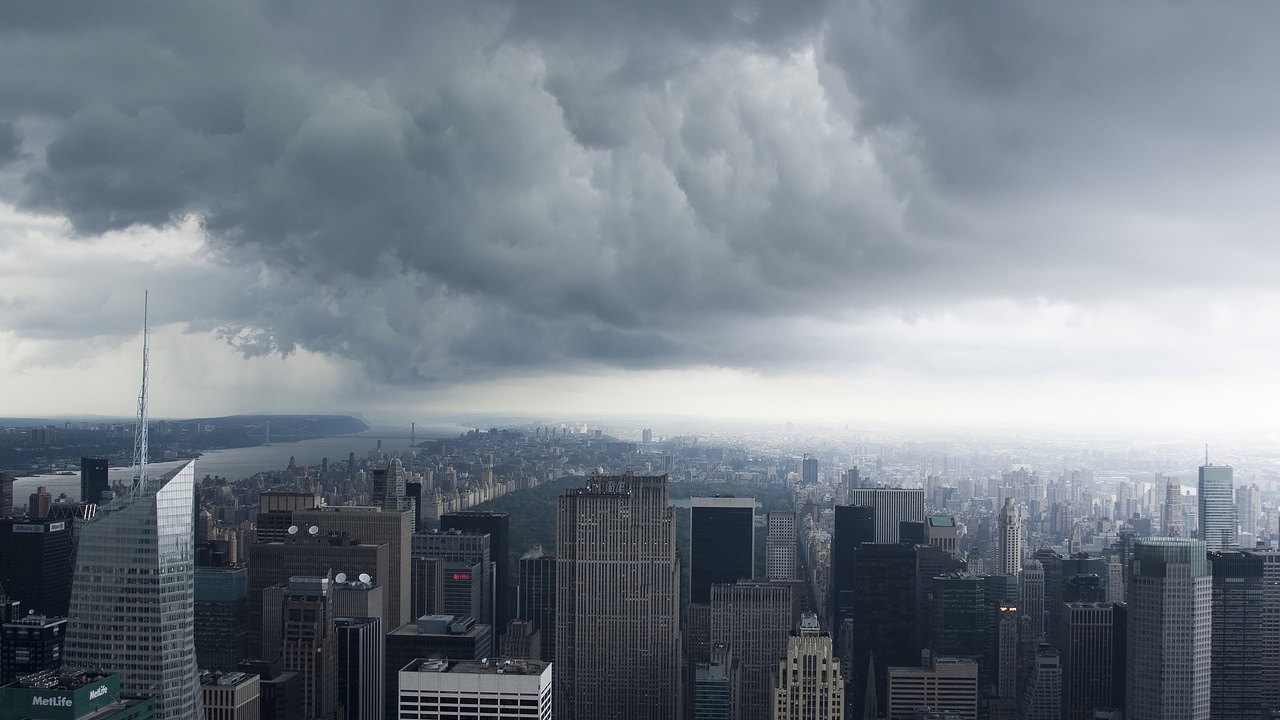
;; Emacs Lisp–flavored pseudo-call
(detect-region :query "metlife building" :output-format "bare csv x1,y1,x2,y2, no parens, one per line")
0,669,154,720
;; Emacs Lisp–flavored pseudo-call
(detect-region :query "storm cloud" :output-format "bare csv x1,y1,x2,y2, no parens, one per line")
3,0,1279,388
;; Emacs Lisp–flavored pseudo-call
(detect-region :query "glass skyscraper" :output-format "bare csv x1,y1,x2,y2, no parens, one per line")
63,461,202,720
1198,464,1237,551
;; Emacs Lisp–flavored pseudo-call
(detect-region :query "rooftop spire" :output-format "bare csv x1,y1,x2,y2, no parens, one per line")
131,291,149,491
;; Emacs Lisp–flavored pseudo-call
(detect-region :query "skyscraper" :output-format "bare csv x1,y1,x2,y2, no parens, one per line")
412,529,492,626
80,457,109,506
766,511,797,581
0,614,65,684
1162,475,1184,538
194,565,249,671
709,581,792,720
886,657,978,720
772,614,843,720
831,505,875,633
0,517,74,618
334,616,384,720
997,497,1022,576
555,473,681,720
1126,538,1211,720
270,576,338,720
1258,551,1280,712
293,506,414,629
845,488,924,544
1208,551,1262,720
802,457,819,485
1198,464,1237,551
1020,645,1062,720
842,544,919,718
1059,601,1113,720
440,510,511,632
690,497,755,604
517,546,556,662
1019,560,1045,640
63,461,202,720
1236,483,1261,538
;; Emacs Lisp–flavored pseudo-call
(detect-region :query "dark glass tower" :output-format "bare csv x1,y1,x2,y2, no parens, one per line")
0,614,65,684
441,510,510,632
690,497,755,604
831,505,875,632
518,546,556,662
0,517,74,617
842,543,919,719
334,616,384,720
80,457,109,505
1208,551,1262,720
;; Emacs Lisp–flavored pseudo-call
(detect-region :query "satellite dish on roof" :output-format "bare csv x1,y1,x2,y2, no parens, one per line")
287,525,298,535
308,526,319,536
358,573,371,584
335,573,347,584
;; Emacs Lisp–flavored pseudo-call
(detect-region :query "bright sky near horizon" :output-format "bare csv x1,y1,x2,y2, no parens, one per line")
4,3,1280,436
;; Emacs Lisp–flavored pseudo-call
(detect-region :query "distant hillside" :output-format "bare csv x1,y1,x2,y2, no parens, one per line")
190,414,369,437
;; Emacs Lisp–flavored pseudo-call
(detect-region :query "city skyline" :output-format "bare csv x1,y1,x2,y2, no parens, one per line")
4,5,1280,435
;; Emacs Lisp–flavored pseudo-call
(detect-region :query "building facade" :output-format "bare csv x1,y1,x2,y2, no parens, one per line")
844,489,925,545
62,461,202,720
886,658,977,720
1208,551,1262,720
690,497,755,604
772,615,842,720
555,474,681,720
440,511,511,634
766,512,797,581
396,658,551,720
708,582,791,720
1198,465,1236,551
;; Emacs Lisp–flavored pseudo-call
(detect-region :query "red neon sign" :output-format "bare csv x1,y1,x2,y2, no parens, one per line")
452,573,471,581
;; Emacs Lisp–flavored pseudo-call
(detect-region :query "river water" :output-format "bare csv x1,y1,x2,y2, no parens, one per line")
12,426,469,502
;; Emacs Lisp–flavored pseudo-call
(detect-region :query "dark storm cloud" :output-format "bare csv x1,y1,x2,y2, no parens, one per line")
3,0,1279,383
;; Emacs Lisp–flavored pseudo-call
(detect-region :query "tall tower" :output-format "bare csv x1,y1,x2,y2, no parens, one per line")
1198,464,1237,551
1162,475,1184,538
63,462,203,720
441,510,511,633
556,473,681,720
997,497,1022,576
690,497,754,603
844,488,924,544
709,581,792,720
1019,559,1046,640
79,457,109,505
517,546,556,662
765,511,797,581
1208,551,1262,720
1126,538,1211,720
772,614,843,720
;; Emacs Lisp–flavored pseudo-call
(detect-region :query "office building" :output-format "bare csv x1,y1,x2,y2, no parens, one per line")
709,582,791,720
385,616,494,719
994,604,1019,709
248,534,388,655
1259,551,1280,712
1236,484,1261,538
842,544,919,718
1126,538,1211,720
1162,476,1185,538
0,518,74,618
1020,645,1062,720
555,473,680,720
0,615,64,684
411,531,491,626
63,461,202,720
335,617,383,720
886,658,977,720
333,577,385,625
255,492,322,544
396,657,552,720
1019,560,1045,640
200,671,260,720
767,512,798,581
440,511,511,633
845,488,925,544
370,459,414,513
831,505,874,632
80,457,109,506
802,458,819,486
517,547,555,662
1198,465,1237,551
293,506,414,629
690,497,755,604
268,577,337,720
238,660,302,720
0,473,12,518
195,566,249,672
772,614,842,720
1208,551,1262,720
930,574,987,664
924,516,959,558
26,488,50,520
1059,602,1113,720
996,498,1021,576
0,669,154,720
498,619,541,662
694,642,736,720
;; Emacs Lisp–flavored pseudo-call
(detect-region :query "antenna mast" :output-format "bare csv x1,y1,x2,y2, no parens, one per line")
131,291,150,490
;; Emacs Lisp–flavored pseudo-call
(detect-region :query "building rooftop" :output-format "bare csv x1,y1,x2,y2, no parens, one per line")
402,658,549,676
199,671,255,687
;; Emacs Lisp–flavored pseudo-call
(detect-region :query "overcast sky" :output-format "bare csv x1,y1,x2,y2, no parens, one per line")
3,1,1280,435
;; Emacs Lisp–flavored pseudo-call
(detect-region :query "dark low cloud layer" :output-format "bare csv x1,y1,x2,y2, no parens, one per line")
3,1,1279,384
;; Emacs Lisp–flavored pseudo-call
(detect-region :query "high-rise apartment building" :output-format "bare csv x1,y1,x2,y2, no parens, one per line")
517,547,555,662
924,515,959,558
997,498,1022,576
27,486,51,519
1162,475,1184,538
690,497,754,604
766,512,797,581
886,657,978,720
79,457,109,506
370,459,413,513
845,488,924,544
1208,551,1262,720
709,581,791,720
1236,484,1261,538
1126,538,1211,720
772,614,843,720
63,461,202,720
1198,464,1237,551
555,473,680,720
440,511,511,633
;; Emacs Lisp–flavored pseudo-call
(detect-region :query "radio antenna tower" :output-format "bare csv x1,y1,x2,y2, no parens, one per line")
131,291,150,491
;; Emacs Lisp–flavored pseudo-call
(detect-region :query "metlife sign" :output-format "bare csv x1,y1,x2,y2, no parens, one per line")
0,676,119,720
30,696,73,708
